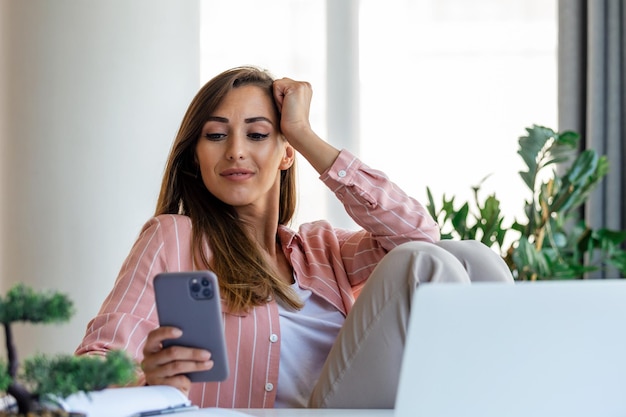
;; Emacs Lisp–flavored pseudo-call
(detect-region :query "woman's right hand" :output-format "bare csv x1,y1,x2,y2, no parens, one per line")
141,326,214,397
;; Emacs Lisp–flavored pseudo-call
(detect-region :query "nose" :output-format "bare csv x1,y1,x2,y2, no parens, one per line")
225,134,245,160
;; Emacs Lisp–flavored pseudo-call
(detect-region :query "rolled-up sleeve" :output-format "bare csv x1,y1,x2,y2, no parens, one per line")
320,149,440,249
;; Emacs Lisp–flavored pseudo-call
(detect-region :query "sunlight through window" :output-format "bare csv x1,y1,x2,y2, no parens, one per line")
201,0,557,229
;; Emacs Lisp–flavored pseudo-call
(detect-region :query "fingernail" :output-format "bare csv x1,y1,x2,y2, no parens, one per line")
172,328,183,337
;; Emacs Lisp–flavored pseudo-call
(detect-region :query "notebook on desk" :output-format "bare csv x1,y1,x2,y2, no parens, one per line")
394,279,626,417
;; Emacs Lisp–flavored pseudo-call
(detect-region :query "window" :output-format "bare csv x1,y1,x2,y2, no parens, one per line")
200,0,327,226
201,0,557,229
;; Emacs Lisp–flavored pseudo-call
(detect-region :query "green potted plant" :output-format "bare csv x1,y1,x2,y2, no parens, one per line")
0,283,136,416
427,124,626,280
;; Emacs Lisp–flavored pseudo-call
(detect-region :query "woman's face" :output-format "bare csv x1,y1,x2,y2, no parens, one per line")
195,85,294,213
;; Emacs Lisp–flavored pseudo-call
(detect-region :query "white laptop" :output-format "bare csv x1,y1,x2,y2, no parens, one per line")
394,279,626,417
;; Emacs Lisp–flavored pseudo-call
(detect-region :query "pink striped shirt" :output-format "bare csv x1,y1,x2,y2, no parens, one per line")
75,149,439,408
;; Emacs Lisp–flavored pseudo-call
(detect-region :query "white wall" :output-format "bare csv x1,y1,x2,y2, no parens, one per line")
0,0,200,357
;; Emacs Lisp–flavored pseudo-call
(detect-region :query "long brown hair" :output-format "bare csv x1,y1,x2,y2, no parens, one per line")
155,66,302,312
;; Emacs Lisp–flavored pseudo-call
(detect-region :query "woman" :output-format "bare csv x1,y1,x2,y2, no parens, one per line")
75,66,513,409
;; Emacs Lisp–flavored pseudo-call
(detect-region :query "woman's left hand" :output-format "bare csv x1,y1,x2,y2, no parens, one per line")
141,326,213,397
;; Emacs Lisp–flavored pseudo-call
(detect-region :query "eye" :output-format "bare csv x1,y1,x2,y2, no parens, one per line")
248,133,270,140
203,133,226,141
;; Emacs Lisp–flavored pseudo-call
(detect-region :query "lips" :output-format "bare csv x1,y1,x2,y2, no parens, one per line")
220,167,254,180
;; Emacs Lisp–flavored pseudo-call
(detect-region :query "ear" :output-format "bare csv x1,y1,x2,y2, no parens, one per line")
279,143,296,170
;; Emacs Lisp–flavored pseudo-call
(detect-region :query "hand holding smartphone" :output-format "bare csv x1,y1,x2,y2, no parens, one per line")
153,271,229,382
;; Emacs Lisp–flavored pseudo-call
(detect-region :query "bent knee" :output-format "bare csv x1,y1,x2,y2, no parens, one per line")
380,241,471,285
435,239,513,283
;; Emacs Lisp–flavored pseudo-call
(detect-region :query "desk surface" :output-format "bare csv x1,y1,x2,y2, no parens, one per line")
238,410,394,417
181,408,394,417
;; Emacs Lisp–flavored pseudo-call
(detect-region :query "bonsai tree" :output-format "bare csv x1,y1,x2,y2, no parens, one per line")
427,124,626,280
0,283,136,416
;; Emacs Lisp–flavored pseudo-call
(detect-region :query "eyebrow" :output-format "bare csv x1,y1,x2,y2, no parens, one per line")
206,116,273,125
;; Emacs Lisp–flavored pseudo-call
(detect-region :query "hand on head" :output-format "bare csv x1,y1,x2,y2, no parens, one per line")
272,77,314,146
141,326,213,397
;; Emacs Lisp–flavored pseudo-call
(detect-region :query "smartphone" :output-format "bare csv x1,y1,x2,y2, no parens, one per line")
153,271,229,382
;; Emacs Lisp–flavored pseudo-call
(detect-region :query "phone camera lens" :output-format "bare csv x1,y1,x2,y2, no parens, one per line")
201,278,210,287
190,282,201,293
203,288,213,298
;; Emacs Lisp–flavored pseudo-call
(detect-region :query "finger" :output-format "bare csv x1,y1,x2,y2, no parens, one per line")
157,352,214,376
143,326,182,355
142,346,213,380
148,345,212,368
272,78,290,112
144,357,214,381
143,352,213,396
146,373,192,397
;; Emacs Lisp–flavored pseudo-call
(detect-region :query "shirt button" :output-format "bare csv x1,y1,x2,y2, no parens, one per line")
265,383,274,392
269,333,278,343
338,169,347,178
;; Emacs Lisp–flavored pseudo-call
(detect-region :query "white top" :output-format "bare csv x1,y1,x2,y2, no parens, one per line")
274,282,345,408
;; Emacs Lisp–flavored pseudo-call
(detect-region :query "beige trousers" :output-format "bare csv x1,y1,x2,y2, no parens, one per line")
308,240,514,409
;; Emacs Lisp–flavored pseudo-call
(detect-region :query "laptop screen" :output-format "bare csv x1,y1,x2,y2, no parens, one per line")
395,280,626,417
